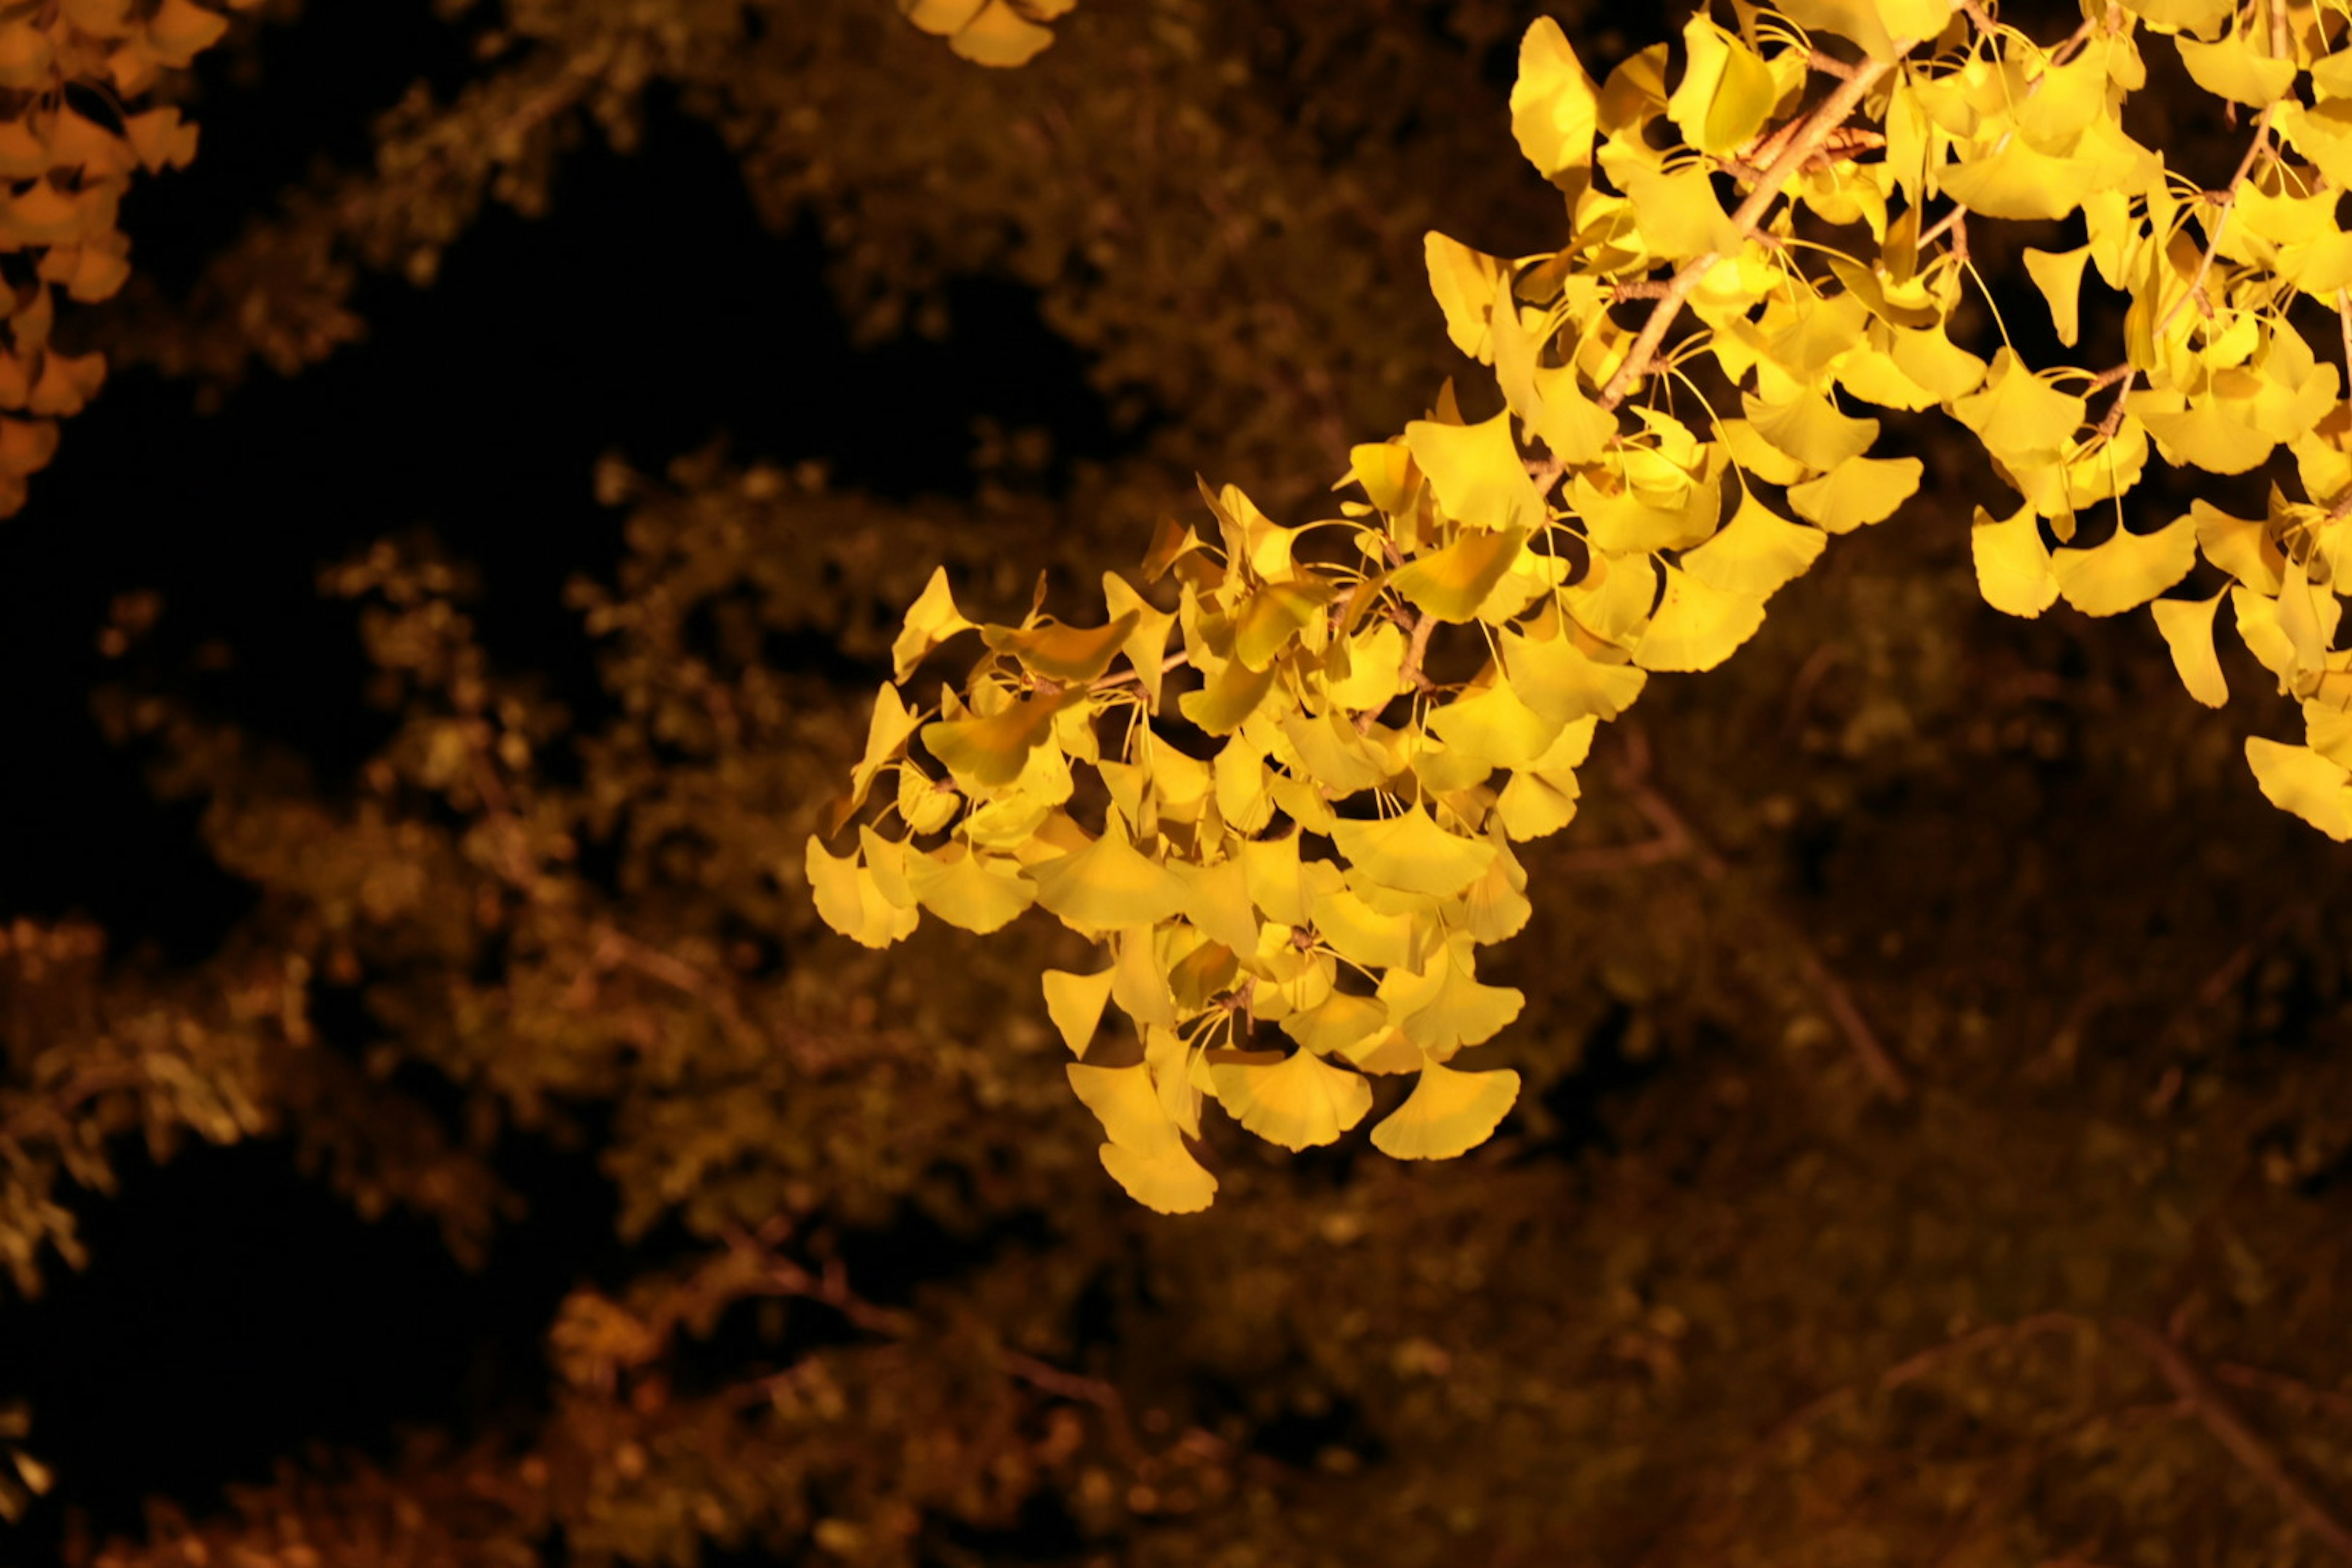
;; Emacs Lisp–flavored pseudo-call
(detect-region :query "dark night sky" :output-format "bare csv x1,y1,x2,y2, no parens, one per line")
0,9,1133,1558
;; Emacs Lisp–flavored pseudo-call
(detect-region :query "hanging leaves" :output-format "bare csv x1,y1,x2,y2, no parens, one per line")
818,0,2352,1207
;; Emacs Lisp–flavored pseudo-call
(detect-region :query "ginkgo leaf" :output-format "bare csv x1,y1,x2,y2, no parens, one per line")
1208,1049,1373,1150
1393,526,1530,624
1101,573,1177,707
1939,138,2096,221
2051,515,2198,616
1787,456,1922,533
2152,592,2230,707
1029,818,1191,930
2022,246,2090,347
1775,0,1898,59
1427,680,1564,768
1498,626,1649,722
1404,412,1545,534
1953,350,2084,471
1378,935,1525,1054
1280,991,1391,1057
1887,325,1988,401
892,566,974,679
1634,564,1768,672
2192,500,2285,592
1370,1058,1523,1160
1099,1139,1219,1213
805,836,920,949
1972,503,2059,618
1280,707,1394,795
1331,804,1496,898
1234,581,1332,669
1681,491,1825,598
1510,17,1600,186
1668,15,1776,156
2128,388,2278,475
984,611,1141,683
1620,164,1744,260
903,843,1036,933
922,696,1062,793
2119,0,2231,35
2245,736,2352,840
1425,233,1507,361
1177,655,1279,734
897,764,961,834
1042,968,1117,1056
1068,1059,1180,1156
2177,28,2296,107
1313,880,1425,971
1744,388,1879,472
840,682,921,826
1174,856,1259,954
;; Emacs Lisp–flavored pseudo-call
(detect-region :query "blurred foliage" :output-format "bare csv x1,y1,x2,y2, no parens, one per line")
4,1,2352,1566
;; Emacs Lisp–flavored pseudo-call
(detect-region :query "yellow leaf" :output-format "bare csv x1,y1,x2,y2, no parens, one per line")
1312,880,1424,971
1331,803,1496,898
903,843,1036,933
2245,737,2352,839
1234,581,1332,669
2192,499,2284,592
1620,164,1743,260
2127,388,2277,475
1280,991,1391,1057
840,683,921,826
1378,935,1525,1054
2177,28,2296,107
1886,325,1988,401
1404,412,1545,534
1069,1061,1219,1211
1743,388,1879,472
1176,654,1278,734
1042,968,1116,1056
1775,0,1898,59
892,566,973,680
1511,17,1600,185
1668,16,1776,156
921,696,1061,793
2022,246,2090,347
1498,625,1648,722
1393,526,1530,624
2118,0,2231,36
2152,592,2230,707
1279,707,1393,796
1971,503,2058,618
1099,1139,1218,1212
1209,1049,1372,1150
1717,417,1811,486
805,836,919,949
1424,233,1507,361
1787,456,1921,533
1369,1058,1523,1159
1428,677,1566,769
1635,564,1767,672
984,611,1140,684
1029,817,1190,930
2051,514,2198,616
1939,138,2095,221
1681,491,1825,598
1952,350,2084,471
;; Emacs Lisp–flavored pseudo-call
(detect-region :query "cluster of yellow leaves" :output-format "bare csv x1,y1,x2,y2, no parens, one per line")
823,0,2352,1204
0,0,243,514
899,0,1077,67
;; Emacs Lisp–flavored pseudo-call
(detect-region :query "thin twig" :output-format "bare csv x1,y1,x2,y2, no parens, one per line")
2152,110,2275,338
1598,43,1913,409
2113,1320,2352,1564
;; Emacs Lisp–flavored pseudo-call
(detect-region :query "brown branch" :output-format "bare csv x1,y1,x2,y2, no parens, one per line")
2113,1320,2352,1564
1585,736,1912,1102
2217,1360,2352,1423
2152,110,2275,339
1597,43,1913,409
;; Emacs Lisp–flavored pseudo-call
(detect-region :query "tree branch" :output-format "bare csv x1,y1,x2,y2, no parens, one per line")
1598,43,1912,410
2113,1320,2352,1564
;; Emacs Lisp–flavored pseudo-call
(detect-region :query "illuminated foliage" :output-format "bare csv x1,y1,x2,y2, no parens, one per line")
823,0,2352,1210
